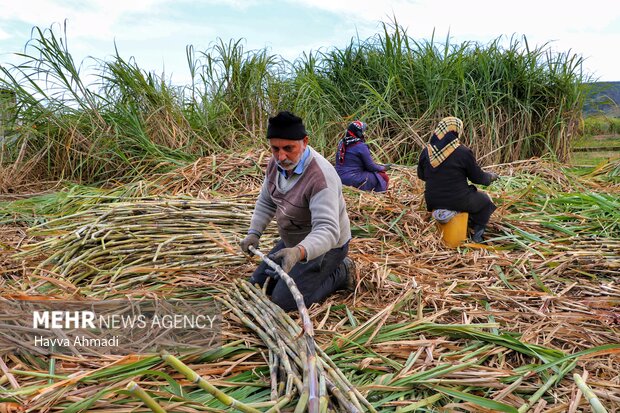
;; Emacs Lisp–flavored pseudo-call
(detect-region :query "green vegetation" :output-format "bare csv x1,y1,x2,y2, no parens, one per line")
582,115,620,136
571,116,620,166
1,21,588,187
571,150,620,167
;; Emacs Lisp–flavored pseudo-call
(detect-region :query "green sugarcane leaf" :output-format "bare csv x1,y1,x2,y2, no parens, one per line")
432,385,518,413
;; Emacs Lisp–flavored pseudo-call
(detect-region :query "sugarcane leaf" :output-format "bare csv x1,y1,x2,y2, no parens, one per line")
140,369,184,396
62,387,112,413
432,385,518,413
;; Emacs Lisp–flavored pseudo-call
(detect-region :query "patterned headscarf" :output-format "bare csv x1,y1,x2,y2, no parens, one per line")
426,117,463,168
337,120,367,165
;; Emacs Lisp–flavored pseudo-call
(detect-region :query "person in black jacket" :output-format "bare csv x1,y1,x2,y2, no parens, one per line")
417,116,499,242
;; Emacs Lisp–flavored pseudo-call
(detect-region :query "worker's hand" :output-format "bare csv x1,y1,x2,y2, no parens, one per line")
265,268,280,281
240,233,260,255
383,163,392,171
489,172,500,183
270,247,302,273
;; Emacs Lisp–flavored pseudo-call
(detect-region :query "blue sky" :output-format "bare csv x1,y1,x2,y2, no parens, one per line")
1,0,619,86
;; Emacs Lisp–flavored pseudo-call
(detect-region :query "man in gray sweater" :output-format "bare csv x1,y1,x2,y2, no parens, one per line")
240,111,354,311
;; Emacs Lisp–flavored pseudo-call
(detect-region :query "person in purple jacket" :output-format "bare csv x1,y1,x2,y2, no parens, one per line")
335,120,391,192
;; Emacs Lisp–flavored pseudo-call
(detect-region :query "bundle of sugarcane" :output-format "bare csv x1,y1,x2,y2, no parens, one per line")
15,197,276,287
217,279,377,413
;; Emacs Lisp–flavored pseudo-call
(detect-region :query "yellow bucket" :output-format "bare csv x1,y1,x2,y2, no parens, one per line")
436,212,468,248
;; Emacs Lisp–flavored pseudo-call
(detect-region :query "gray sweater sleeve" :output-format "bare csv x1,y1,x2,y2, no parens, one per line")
298,186,341,261
249,177,276,236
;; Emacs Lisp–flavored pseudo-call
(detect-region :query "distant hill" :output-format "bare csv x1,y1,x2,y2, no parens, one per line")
583,81,620,117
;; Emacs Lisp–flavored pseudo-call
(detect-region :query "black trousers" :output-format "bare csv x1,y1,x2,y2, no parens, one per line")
426,187,496,231
249,240,349,311
464,190,497,231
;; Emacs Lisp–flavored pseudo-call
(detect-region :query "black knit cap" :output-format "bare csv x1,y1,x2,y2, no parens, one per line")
266,111,307,140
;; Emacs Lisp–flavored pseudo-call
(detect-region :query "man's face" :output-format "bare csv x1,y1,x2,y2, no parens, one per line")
269,137,308,171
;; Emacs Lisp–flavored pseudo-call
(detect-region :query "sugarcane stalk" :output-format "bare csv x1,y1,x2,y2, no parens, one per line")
161,352,261,413
573,373,608,413
269,350,279,400
230,286,304,366
247,246,314,339
294,388,309,413
517,373,558,413
217,296,306,400
265,392,295,413
316,350,376,413
319,373,328,413
230,279,366,412
248,245,319,413
127,381,166,413
219,292,305,393
277,336,304,394
236,279,372,412
324,377,360,413
241,280,304,338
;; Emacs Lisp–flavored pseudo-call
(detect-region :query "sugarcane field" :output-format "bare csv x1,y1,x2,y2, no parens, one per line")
0,22,619,413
